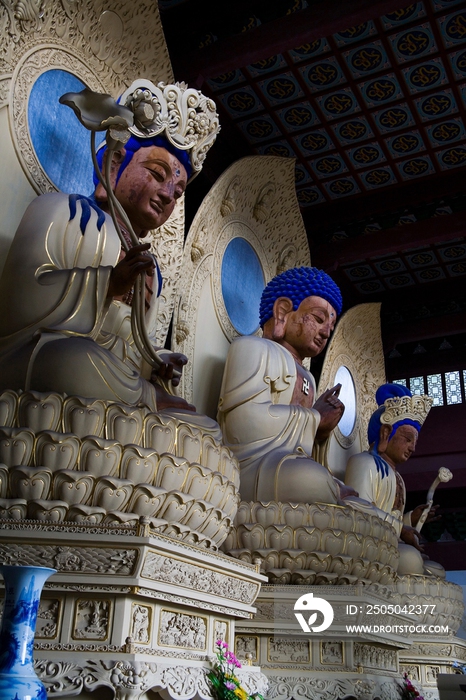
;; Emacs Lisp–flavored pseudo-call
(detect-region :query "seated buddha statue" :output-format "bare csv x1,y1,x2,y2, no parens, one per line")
217,266,355,505
345,383,444,578
0,79,219,424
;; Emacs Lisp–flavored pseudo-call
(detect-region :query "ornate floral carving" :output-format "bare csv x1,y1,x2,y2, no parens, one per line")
0,542,137,574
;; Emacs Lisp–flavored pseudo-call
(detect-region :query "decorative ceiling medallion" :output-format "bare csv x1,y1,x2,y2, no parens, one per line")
300,57,346,92
333,117,374,143
435,145,466,169
256,141,296,158
381,4,426,30
396,155,435,178
294,163,312,185
237,115,281,143
446,261,466,276
448,49,466,79
346,143,386,169
310,153,348,179
343,41,391,77
402,58,448,92
372,104,415,133
358,74,403,106
405,251,438,268
414,267,446,282
218,87,262,118
438,10,466,48
296,185,326,206
389,24,437,63
275,102,319,131
316,88,361,119
247,54,287,77
360,166,397,189
355,279,385,294
288,38,331,62
426,118,465,145
374,258,407,274
386,131,425,156
333,20,377,47
437,244,466,261
384,273,416,288
294,129,334,154
258,73,304,105
414,89,457,120
344,264,375,280
323,176,360,198
206,71,245,91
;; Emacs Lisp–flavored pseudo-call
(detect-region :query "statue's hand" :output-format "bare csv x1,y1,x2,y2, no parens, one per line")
152,352,188,388
411,503,440,527
401,525,424,552
107,242,155,298
314,383,345,441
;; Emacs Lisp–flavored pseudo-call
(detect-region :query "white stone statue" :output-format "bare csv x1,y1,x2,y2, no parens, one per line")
0,80,220,418
217,266,355,505
344,383,445,577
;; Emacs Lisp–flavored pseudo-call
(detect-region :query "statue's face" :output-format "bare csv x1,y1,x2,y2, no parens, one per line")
283,295,337,360
384,424,418,465
114,145,187,235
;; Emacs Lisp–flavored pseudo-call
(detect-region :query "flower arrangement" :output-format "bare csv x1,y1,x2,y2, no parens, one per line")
208,640,263,700
399,673,424,700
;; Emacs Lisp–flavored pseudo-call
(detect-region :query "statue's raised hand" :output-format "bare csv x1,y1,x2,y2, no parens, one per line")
107,242,155,298
314,383,345,441
153,351,188,388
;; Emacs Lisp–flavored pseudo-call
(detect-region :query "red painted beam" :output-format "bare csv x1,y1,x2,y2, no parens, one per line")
172,0,421,83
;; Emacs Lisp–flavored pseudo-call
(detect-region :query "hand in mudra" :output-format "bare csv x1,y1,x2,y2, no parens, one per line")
152,352,188,388
314,383,345,441
107,242,155,299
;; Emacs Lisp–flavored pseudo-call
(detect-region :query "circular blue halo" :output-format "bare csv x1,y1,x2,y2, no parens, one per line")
28,69,105,195
221,238,265,336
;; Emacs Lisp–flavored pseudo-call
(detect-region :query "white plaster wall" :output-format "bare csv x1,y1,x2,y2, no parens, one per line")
0,106,37,277
192,273,230,419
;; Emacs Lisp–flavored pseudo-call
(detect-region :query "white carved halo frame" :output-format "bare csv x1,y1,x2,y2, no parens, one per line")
9,44,106,194
212,217,271,342
325,352,360,449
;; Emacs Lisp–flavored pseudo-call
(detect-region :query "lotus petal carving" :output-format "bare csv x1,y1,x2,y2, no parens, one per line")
144,413,176,454
63,397,106,438
106,404,144,444
80,437,122,478
183,464,212,500
35,432,80,472
155,455,189,491
128,484,167,516
0,428,34,466
0,497,27,520
28,499,69,521
67,504,106,523
176,424,202,464
104,511,140,525
0,390,18,427
93,476,133,511
0,463,9,498
201,435,220,472
182,499,212,531
18,391,62,432
159,491,194,523
53,470,95,505
120,445,158,484
10,465,53,500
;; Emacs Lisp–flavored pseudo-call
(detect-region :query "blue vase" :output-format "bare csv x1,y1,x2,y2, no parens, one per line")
0,565,56,700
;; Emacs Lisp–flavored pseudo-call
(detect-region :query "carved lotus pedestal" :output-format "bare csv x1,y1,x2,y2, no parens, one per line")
0,390,268,699
223,501,400,585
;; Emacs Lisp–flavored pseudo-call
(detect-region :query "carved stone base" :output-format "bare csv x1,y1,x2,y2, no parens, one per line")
234,584,465,700
0,520,268,700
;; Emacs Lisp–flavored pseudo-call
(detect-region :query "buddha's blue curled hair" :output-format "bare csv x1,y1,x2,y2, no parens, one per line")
259,266,343,327
368,383,422,453
93,135,192,188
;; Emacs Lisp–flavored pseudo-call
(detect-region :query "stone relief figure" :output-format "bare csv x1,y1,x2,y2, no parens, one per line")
0,79,220,418
217,267,355,504
344,383,444,577
132,605,150,643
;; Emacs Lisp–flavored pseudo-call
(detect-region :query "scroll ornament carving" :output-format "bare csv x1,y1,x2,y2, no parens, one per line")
34,660,268,700
253,182,276,222
0,390,240,547
223,500,399,585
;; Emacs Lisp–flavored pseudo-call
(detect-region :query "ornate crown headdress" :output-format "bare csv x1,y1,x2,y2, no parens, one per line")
118,79,220,179
380,394,433,427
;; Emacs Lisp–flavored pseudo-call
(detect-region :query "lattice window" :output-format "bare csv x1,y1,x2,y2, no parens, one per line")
392,378,407,387
409,376,425,395
426,374,444,406
445,371,462,405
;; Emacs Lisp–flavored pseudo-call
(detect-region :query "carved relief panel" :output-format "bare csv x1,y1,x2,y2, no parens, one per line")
159,609,207,650
131,603,153,645
72,598,112,641
267,636,311,663
235,635,259,663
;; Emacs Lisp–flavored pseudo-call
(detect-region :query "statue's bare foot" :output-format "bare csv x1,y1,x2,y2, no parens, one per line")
154,383,196,412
